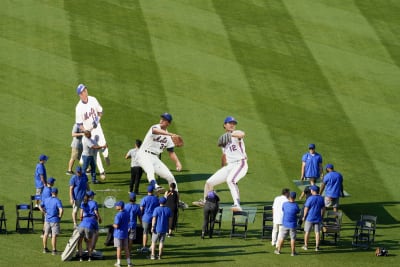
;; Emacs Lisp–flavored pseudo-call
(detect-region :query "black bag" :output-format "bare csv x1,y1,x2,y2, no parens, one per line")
375,247,388,256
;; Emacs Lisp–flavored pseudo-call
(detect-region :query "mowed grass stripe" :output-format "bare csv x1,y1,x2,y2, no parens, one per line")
140,0,280,190
212,0,382,196
64,0,168,115
284,0,400,200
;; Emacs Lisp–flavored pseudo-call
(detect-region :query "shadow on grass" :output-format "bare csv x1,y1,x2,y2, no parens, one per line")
341,201,400,224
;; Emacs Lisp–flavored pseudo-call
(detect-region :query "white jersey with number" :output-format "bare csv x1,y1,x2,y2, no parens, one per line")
139,124,175,155
75,96,103,131
223,131,247,163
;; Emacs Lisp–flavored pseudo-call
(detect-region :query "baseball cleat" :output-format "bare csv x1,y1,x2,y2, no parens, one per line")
155,186,165,194
192,199,205,207
100,172,106,180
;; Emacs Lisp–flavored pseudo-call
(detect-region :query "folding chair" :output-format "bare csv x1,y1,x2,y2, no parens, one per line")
16,204,33,232
261,205,273,239
213,208,223,236
352,214,377,249
321,210,343,244
0,205,7,234
230,210,249,239
30,195,44,231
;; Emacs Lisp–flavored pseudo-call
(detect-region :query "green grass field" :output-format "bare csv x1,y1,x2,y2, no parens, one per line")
0,0,399,266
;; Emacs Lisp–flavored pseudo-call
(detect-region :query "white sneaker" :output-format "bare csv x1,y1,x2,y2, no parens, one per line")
192,199,205,207
114,263,121,267
302,245,308,250
100,172,106,180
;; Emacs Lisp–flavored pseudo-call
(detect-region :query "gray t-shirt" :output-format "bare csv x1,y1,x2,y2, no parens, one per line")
71,124,83,149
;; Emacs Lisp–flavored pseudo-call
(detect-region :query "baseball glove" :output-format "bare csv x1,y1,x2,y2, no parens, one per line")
172,135,184,147
218,132,232,147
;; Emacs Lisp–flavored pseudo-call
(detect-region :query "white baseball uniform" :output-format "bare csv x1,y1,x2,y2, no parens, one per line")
204,130,248,206
137,124,178,190
75,95,108,174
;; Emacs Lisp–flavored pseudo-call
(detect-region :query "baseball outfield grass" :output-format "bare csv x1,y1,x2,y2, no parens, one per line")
0,0,399,266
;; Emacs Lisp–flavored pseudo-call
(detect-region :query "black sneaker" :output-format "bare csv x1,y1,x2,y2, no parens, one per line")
42,248,50,254
66,170,74,175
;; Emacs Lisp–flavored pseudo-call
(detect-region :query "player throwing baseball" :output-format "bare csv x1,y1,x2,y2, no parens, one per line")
193,116,248,211
137,113,182,194
75,84,109,179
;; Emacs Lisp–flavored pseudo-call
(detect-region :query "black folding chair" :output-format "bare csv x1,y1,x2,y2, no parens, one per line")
0,205,7,234
230,210,249,239
16,204,33,232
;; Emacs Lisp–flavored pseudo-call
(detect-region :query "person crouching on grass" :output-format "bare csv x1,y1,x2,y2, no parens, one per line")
113,201,132,267
150,197,171,260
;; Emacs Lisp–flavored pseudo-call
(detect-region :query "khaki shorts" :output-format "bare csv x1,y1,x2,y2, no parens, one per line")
304,221,321,233
278,227,297,240
151,232,166,244
71,147,82,161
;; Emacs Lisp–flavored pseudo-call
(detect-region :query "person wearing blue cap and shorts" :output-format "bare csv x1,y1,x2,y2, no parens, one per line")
300,144,323,185
125,192,142,253
150,197,171,260
40,187,63,255
113,201,132,267
69,166,90,229
136,113,182,194
193,116,248,211
320,164,344,212
75,84,110,180
301,185,325,251
275,192,300,256
42,177,56,202
34,154,48,209
139,185,160,253
66,123,84,175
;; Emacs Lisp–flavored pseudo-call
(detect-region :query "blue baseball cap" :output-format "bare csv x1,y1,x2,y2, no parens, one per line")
159,197,167,204
160,112,172,122
308,144,316,149
86,190,95,197
290,192,297,199
310,185,319,192
48,177,56,184
129,192,136,200
224,116,237,124
115,201,124,208
39,154,48,161
76,84,86,95
325,163,334,170
51,187,58,194
147,185,154,192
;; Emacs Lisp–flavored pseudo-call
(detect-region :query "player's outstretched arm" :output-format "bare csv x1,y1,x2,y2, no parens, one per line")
168,151,182,171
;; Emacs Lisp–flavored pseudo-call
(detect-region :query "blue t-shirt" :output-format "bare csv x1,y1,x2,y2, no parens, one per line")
323,171,343,198
302,152,322,178
282,202,300,229
140,195,160,223
69,174,89,201
79,216,97,230
152,206,171,234
41,186,52,201
113,210,130,239
304,195,325,223
41,196,63,223
125,203,141,229
34,163,47,189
